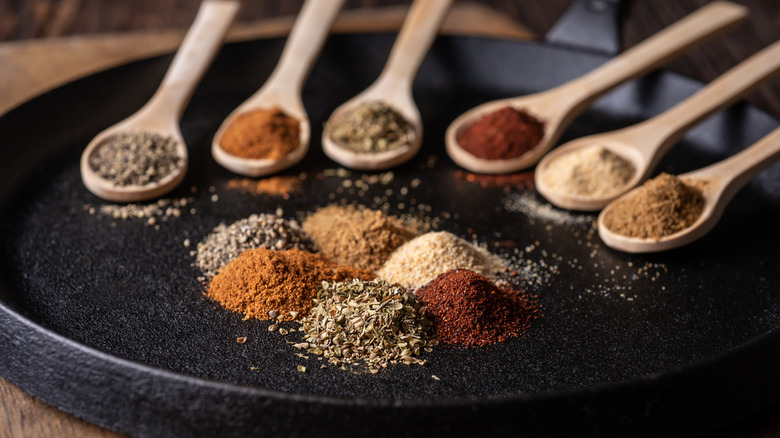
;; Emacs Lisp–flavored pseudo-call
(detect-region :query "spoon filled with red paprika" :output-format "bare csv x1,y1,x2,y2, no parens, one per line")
444,1,747,175
212,0,344,177
321,0,453,170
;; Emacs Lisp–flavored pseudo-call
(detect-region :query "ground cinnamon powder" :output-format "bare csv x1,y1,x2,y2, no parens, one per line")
456,106,545,160
219,107,300,160
207,248,373,321
601,172,704,239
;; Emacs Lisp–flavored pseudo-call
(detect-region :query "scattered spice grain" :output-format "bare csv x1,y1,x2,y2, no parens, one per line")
601,172,704,239
219,107,300,160
302,205,425,272
207,248,373,321
90,131,182,186
299,279,435,372
456,106,544,160
328,101,415,153
195,214,313,279
416,269,538,347
378,231,507,289
226,175,302,198
86,197,193,225
541,145,635,197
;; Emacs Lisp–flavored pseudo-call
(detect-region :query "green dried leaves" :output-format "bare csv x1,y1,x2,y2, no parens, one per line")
328,101,415,154
299,278,436,373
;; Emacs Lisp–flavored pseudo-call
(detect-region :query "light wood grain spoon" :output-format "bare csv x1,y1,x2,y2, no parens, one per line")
322,0,453,170
212,0,344,177
598,126,780,253
445,1,747,174
536,40,780,211
80,1,239,202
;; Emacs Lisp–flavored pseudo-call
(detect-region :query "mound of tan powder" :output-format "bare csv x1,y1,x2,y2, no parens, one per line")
378,231,507,289
302,205,426,272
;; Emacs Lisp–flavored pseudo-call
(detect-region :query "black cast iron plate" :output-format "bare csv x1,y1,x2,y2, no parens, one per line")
0,35,779,437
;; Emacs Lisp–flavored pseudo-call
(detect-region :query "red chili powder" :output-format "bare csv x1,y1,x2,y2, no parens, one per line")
416,269,538,347
456,106,545,160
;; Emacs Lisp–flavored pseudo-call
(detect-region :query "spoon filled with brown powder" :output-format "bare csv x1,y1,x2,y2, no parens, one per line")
212,0,344,176
599,126,780,253
536,40,780,211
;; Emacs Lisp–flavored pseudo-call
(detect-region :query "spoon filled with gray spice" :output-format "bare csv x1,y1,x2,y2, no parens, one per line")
81,1,238,202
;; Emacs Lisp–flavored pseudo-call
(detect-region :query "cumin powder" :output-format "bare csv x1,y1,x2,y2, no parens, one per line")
219,107,300,160
207,248,373,321
601,172,704,239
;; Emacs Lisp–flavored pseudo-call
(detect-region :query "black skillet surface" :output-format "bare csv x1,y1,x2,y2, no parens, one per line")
1,32,780,438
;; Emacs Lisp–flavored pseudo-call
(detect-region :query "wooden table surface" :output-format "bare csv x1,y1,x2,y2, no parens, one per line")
1,0,780,436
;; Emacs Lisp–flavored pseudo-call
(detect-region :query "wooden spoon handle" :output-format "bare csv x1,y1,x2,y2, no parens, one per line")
377,0,453,92
145,1,239,120
624,40,780,161
560,1,747,109
264,0,345,96
690,126,780,196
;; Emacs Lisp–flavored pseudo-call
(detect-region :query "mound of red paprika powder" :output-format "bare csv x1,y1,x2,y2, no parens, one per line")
456,106,545,160
416,269,539,347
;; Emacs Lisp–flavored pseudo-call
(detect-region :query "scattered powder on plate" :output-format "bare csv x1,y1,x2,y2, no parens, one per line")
378,231,507,289
85,197,194,226
302,204,426,272
541,145,635,197
503,191,594,226
225,175,303,198
195,213,313,279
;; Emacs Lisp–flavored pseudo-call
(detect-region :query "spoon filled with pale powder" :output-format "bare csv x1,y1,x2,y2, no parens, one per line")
536,40,780,211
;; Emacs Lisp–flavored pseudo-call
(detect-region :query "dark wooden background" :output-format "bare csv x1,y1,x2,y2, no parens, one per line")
2,0,780,116
1,0,780,437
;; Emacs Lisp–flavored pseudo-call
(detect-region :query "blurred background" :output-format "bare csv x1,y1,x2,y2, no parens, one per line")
1,0,780,116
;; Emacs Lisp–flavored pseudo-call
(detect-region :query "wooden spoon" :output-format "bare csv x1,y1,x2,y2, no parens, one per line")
212,0,344,177
321,0,453,170
536,40,780,211
598,126,780,253
80,1,239,202
445,1,747,174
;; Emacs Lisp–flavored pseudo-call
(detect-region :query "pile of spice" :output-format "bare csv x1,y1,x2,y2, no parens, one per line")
219,107,300,160
416,269,538,347
378,231,507,289
226,175,302,198
195,214,313,278
541,145,635,197
601,172,704,239
207,248,373,321
328,101,415,153
302,204,425,272
89,131,182,186
297,279,435,373
456,106,544,160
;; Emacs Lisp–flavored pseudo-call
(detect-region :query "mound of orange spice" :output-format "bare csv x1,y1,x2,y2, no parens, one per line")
207,248,373,321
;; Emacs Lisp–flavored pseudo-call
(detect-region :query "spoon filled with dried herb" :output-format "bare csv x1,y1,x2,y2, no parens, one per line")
536,40,780,211
598,126,780,253
444,1,747,175
322,0,453,170
212,0,344,177
81,1,238,202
